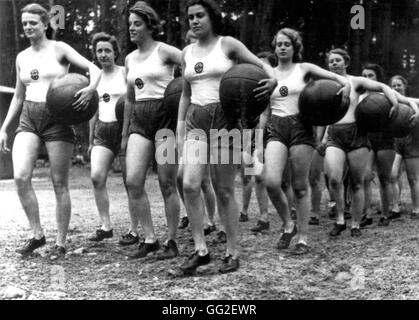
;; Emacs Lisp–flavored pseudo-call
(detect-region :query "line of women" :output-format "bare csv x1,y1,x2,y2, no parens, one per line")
2,0,419,275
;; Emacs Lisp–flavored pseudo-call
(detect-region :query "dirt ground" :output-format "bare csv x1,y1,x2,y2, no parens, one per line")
1,165,419,300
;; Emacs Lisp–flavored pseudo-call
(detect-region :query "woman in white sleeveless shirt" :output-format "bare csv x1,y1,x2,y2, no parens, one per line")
324,49,415,238
262,28,350,255
0,3,100,257
121,1,182,260
178,0,277,274
87,32,127,242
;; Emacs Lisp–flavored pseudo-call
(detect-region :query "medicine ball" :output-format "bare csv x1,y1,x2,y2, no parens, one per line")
219,64,269,129
355,93,392,132
299,79,347,126
163,77,183,120
386,103,415,138
46,73,99,125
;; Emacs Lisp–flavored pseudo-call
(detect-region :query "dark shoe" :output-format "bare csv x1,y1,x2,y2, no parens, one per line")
351,227,361,238
360,216,373,228
16,236,46,257
156,240,179,260
329,223,346,237
215,231,227,243
48,245,66,259
180,251,211,273
178,216,189,229
328,204,337,219
388,211,401,220
291,208,297,220
277,225,297,249
308,217,320,226
290,243,309,255
411,212,419,220
88,229,113,242
119,232,139,246
128,240,160,259
378,217,389,227
204,225,216,236
219,255,239,274
251,220,270,233
239,212,249,222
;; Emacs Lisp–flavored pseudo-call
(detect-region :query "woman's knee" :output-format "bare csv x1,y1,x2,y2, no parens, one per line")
14,174,31,191
159,178,177,198
182,180,202,198
91,172,107,189
51,176,69,195
215,185,235,206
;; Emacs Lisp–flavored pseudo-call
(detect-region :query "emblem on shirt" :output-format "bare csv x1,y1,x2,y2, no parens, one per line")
103,93,110,103
279,86,288,97
194,62,204,74
135,78,144,89
30,69,39,81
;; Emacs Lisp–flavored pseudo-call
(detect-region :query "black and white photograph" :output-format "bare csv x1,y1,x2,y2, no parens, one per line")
1,0,419,303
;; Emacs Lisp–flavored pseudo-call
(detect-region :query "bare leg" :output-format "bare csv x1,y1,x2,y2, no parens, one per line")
405,158,419,214
264,141,294,232
324,146,347,225
347,148,370,229
90,146,114,230
289,144,314,244
12,132,43,239
125,134,154,242
45,140,74,247
309,149,324,220
390,153,403,213
376,149,396,218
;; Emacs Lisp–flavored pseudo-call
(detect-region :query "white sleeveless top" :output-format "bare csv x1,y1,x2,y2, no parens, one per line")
97,66,126,122
19,41,69,102
270,63,306,117
127,42,174,101
184,37,235,106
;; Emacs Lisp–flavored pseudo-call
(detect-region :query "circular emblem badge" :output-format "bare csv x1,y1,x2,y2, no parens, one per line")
194,62,204,74
135,78,144,89
279,86,289,97
103,93,111,103
30,69,39,81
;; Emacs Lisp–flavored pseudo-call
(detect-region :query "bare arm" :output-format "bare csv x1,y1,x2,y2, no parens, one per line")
121,56,135,152
302,63,351,107
176,50,192,156
223,36,277,100
0,55,27,152
56,41,101,110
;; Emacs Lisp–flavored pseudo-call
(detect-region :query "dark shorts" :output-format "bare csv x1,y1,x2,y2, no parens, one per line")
93,119,122,156
16,100,75,144
326,122,371,153
185,103,241,163
128,99,176,142
368,132,394,153
265,114,316,149
395,123,419,158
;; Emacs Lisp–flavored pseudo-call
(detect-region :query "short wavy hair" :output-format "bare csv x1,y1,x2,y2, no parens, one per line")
390,75,407,87
21,3,55,39
129,1,162,38
327,48,351,67
91,32,120,62
361,63,386,83
272,28,303,63
186,0,223,35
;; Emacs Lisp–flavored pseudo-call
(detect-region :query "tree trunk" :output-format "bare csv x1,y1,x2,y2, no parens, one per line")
116,0,128,64
381,0,392,71
100,0,112,33
11,0,20,53
179,0,188,45
361,0,372,64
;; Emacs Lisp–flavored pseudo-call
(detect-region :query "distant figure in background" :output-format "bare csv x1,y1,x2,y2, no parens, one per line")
87,32,127,242
390,75,419,219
